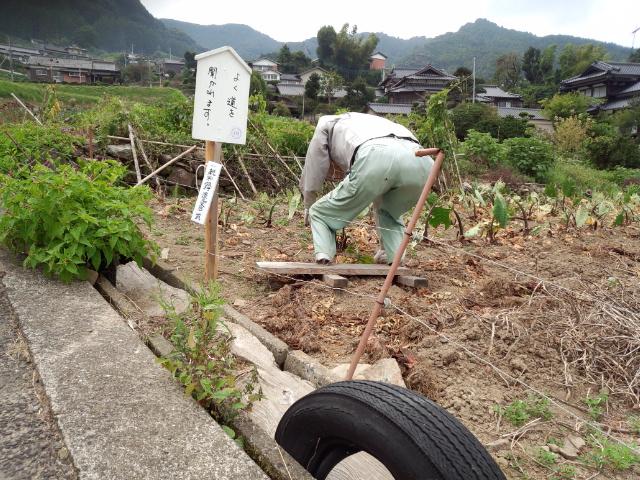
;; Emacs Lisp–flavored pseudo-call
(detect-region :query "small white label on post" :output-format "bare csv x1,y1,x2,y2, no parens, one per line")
191,161,222,225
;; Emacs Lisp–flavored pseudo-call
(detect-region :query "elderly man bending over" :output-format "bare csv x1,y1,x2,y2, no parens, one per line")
300,112,433,265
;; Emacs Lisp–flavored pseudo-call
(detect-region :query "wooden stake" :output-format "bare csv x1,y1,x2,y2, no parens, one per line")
128,124,142,183
235,149,258,196
345,148,445,381
205,141,222,282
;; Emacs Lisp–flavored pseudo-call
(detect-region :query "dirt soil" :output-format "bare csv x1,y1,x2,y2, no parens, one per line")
146,194,640,480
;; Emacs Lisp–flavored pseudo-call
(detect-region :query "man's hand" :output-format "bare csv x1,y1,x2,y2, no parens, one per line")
304,208,310,226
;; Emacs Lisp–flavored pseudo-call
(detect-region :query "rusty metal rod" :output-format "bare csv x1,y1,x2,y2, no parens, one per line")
345,148,445,380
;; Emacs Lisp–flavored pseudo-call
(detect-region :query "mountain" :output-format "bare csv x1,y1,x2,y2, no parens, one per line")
163,18,632,78
161,19,282,60
398,19,632,78
0,0,200,55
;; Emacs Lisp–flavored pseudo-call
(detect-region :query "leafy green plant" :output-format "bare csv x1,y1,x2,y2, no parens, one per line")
502,136,555,182
495,395,553,427
460,129,504,168
582,431,640,471
159,283,262,432
583,392,608,420
536,448,558,466
550,465,577,480
0,160,156,282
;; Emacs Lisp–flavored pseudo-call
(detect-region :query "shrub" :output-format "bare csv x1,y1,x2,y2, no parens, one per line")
450,102,530,140
554,115,591,156
0,122,82,172
460,129,504,168
541,92,598,120
503,136,555,181
586,134,640,169
0,160,156,282
272,101,292,117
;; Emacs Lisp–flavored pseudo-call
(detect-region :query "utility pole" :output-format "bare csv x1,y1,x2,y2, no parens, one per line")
472,56,476,103
633,27,640,49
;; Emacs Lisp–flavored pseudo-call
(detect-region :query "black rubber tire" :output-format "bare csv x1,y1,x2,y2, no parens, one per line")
275,380,505,480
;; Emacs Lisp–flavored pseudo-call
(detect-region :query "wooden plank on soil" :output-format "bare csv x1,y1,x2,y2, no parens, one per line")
396,275,428,288
256,262,411,276
322,274,348,288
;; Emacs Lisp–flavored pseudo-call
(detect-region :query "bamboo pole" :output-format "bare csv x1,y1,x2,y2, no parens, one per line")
249,118,299,181
136,145,197,186
11,93,42,125
235,149,258,196
132,128,161,190
128,124,142,183
220,152,245,200
345,148,445,380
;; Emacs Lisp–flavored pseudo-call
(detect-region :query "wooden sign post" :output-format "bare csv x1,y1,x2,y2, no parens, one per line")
191,46,251,282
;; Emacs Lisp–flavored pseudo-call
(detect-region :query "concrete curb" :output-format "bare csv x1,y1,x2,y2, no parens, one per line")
99,265,312,480
222,305,289,368
143,258,342,389
284,350,340,387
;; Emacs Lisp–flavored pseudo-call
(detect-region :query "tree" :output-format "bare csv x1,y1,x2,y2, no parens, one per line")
540,45,557,83
250,71,267,96
317,26,337,66
629,48,640,63
316,24,378,79
305,73,321,100
73,25,98,48
558,43,608,79
522,47,543,84
320,71,343,104
541,92,597,120
341,77,374,112
494,52,521,89
453,66,473,98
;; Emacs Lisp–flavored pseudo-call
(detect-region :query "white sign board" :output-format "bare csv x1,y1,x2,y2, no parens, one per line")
192,46,251,144
191,161,222,224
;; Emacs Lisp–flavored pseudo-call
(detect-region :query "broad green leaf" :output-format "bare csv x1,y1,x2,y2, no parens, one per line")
575,204,589,228
222,425,236,439
613,212,624,226
465,221,488,238
493,193,509,228
428,207,452,229
287,191,300,220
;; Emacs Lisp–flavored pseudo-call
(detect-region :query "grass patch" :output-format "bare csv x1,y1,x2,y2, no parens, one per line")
0,79,184,105
548,158,640,195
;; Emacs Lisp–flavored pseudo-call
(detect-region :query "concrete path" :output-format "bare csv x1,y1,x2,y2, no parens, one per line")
0,279,77,480
0,251,268,480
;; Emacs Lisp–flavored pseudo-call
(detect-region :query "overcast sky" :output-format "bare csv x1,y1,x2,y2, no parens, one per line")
141,0,639,48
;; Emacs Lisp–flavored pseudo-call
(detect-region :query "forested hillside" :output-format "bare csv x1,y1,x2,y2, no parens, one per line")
398,19,632,77
0,0,200,55
164,18,632,77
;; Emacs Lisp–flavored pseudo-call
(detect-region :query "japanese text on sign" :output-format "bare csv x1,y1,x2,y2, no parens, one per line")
191,161,222,225
191,47,250,144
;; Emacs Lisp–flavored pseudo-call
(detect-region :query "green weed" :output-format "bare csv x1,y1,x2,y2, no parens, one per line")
582,431,640,471
159,283,262,440
583,392,608,420
495,395,553,427
536,448,557,466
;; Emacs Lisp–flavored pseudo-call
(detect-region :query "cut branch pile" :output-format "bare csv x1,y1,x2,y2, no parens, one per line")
551,286,640,405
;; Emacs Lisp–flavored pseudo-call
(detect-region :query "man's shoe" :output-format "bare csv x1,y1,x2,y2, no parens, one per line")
373,249,388,264
315,253,332,265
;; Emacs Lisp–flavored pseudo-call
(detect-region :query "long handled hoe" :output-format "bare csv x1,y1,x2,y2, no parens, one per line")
346,148,445,380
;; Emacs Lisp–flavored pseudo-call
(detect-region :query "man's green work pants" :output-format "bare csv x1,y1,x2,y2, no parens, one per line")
308,137,433,262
